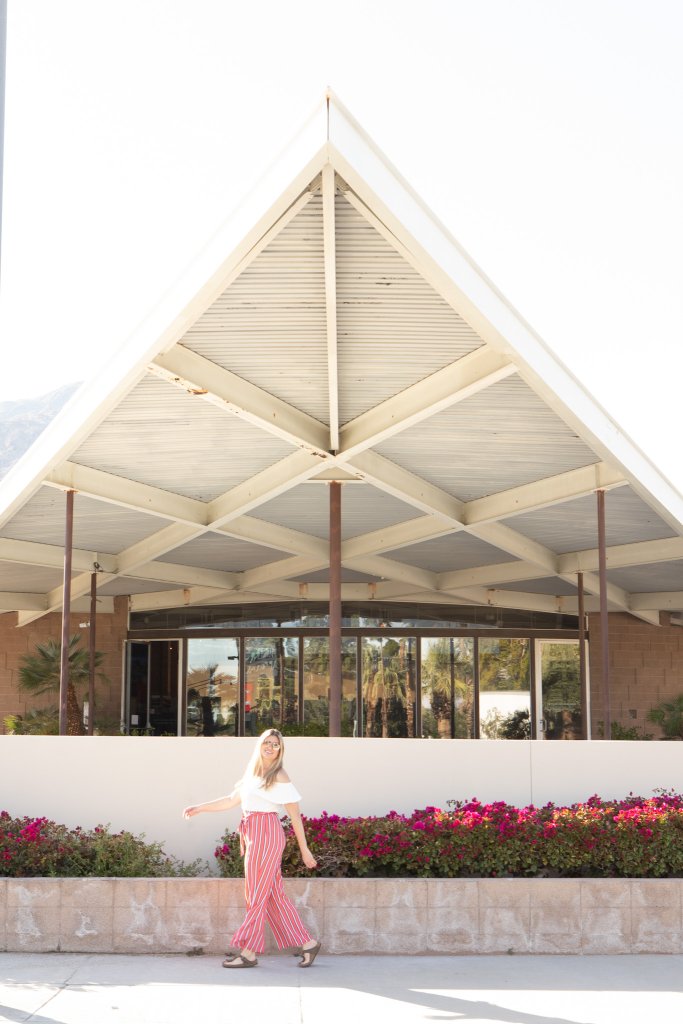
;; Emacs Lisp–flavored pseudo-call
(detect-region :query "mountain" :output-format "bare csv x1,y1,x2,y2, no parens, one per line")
0,382,81,479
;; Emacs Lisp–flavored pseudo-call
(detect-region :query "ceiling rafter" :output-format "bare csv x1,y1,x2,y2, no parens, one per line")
464,463,627,526
631,592,683,611
438,561,543,591
0,537,116,574
46,462,207,526
337,348,516,461
436,585,569,615
0,592,47,612
322,163,339,451
150,346,330,455
558,536,683,574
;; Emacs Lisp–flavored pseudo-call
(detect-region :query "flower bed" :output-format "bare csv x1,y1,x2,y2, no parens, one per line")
4,793,683,881
215,793,683,879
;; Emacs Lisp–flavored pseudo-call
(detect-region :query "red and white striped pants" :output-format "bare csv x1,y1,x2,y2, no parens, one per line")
230,812,312,954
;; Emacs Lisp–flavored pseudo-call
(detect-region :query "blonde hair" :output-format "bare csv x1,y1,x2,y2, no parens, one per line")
243,729,285,790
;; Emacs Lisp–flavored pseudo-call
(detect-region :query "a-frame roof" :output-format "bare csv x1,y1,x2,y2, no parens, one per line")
1,94,682,626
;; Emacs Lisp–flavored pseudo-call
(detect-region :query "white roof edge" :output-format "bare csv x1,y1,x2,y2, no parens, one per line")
326,97,683,533
0,100,331,529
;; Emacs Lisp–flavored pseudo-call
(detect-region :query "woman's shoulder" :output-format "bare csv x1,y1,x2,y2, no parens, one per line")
275,768,291,783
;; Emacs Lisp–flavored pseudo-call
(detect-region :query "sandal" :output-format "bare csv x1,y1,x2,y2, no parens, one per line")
222,953,258,968
298,941,321,968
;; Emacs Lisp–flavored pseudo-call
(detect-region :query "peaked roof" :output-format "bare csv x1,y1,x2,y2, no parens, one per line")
1,93,682,626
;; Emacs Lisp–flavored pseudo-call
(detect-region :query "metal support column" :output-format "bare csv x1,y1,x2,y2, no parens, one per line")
88,571,97,736
59,490,75,735
577,571,588,739
596,489,611,738
329,482,342,736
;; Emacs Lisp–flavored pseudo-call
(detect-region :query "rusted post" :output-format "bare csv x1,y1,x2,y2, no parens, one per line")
88,571,97,736
59,490,75,736
577,571,588,739
596,489,611,738
329,482,342,736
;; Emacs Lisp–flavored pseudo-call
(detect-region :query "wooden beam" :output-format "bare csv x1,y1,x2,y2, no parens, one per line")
322,164,339,451
338,348,515,460
150,346,330,454
464,463,627,525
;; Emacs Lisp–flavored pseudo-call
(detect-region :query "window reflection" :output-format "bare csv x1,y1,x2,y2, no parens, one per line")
479,638,531,739
303,637,357,736
186,638,239,736
540,641,582,739
244,638,298,735
362,637,416,737
421,637,474,738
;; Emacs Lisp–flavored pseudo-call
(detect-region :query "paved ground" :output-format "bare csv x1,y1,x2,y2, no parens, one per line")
0,952,682,1024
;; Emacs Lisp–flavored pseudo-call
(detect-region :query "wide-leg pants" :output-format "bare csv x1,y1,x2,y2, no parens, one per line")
230,812,312,954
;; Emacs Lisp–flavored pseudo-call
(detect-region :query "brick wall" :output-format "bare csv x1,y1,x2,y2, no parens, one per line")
588,612,683,738
0,597,128,734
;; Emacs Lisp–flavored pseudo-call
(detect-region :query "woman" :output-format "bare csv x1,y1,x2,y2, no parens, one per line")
183,728,321,969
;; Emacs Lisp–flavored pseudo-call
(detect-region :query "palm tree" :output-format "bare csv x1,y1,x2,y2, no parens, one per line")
18,634,107,735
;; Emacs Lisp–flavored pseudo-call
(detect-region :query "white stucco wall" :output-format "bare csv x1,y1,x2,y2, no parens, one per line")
2,737,682,866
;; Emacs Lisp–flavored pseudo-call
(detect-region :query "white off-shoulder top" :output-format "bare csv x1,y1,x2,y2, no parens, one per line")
236,774,302,814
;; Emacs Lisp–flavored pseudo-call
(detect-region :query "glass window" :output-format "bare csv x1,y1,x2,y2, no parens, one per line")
186,638,239,736
361,636,416,737
479,638,531,739
539,641,583,740
244,637,298,735
421,637,475,738
302,637,357,736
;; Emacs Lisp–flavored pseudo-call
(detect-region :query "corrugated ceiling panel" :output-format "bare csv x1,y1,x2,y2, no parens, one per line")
386,532,515,573
158,532,291,573
0,564,66,591
251,482,419,540
607,560,683,594
181,195,329,422
375,375,598,501
71,374,293,501
0,488,165,554
506,487,676,555
336,195,485,423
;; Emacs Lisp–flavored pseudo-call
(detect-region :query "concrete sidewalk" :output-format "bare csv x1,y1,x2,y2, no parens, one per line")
1,951,682,1024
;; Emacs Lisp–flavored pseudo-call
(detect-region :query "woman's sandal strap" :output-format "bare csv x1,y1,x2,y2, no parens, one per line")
298,941,321,968
222,954,257,968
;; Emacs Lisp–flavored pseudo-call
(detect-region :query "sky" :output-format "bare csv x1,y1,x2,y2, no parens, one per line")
1,0,682,492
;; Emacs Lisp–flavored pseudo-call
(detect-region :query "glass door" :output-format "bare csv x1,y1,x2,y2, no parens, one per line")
125,640,180,735
535,640,583,740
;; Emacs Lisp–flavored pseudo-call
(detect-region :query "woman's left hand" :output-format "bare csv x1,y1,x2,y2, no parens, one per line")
302,848,317,870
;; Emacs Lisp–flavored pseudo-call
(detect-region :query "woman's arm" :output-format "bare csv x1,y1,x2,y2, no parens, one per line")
284,801,317,869
183,792,241,818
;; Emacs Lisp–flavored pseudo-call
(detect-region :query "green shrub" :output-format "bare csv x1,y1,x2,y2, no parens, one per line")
0,812,204,877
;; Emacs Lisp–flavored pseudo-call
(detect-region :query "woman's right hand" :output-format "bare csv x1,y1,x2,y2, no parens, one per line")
183,805,200,819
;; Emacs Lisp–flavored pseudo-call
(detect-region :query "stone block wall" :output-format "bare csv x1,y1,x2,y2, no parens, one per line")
588,612,683,738
0,598,127,733
2,878,682,955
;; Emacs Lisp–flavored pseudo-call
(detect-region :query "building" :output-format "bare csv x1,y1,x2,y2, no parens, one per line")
1,95,682,748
